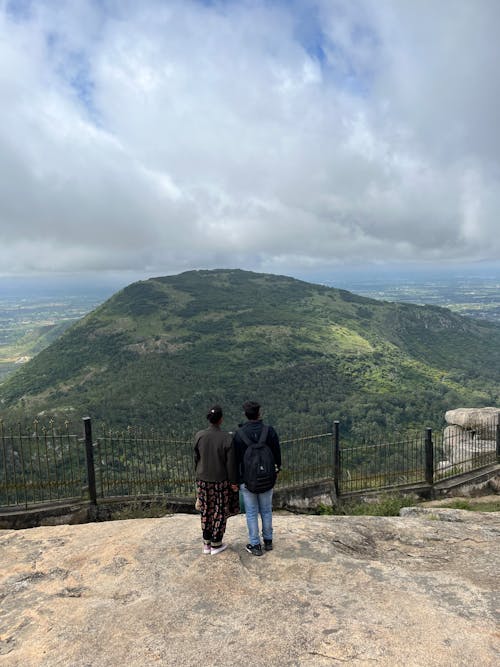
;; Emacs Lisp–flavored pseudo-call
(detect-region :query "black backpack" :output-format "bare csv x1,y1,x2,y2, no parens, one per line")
238,425,276,493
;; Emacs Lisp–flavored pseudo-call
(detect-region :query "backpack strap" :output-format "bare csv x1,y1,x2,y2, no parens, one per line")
258,425,269,445
237,424,269,446
236,428,251,446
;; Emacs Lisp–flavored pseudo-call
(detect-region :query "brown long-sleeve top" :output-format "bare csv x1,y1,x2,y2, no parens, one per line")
194,424,238,484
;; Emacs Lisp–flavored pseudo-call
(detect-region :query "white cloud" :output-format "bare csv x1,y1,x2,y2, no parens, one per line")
0,0,499,277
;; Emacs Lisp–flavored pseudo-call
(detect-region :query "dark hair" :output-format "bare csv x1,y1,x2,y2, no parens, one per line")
243,400,260,420
207,405,223,424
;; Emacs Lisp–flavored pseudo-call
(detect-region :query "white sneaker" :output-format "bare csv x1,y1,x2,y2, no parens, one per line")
210,543,228,555
203,543,211,555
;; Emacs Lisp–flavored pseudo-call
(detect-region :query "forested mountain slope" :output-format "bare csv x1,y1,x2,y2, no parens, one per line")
1,269,499,435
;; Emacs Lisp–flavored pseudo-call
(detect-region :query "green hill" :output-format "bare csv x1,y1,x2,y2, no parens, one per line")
1,269,499,435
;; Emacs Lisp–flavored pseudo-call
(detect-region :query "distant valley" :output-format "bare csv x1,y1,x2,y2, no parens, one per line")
0,289,116,383
325,272,500,322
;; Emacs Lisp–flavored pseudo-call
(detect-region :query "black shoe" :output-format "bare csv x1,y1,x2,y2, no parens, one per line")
246,543,263,556
264,540,273,551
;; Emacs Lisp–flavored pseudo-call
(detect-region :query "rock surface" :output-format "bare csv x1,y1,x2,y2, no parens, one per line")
1,511,499,666
441,407,499,473
445,407,500,431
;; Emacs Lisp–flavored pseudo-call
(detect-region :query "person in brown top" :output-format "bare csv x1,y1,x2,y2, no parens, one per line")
194,405,239,555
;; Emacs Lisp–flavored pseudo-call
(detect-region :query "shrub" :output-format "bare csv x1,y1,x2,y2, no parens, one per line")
315,493,416,516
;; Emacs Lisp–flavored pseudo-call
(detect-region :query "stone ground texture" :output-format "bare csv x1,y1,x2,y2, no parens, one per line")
0,510,499,666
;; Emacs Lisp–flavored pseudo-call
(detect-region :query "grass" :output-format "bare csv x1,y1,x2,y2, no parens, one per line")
327,324,374,354
316,495,500,516
316,494,417,517
434,499,500,512
107,499,175,521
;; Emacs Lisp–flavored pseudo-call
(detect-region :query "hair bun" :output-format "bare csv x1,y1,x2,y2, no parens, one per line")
206,405,223,423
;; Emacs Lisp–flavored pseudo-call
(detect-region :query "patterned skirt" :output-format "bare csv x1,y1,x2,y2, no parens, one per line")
196,480,240,544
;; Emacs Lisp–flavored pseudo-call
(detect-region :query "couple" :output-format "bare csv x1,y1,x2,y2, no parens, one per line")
194,400,281,556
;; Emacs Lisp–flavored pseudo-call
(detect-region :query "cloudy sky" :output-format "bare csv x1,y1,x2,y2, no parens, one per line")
1,0,499,279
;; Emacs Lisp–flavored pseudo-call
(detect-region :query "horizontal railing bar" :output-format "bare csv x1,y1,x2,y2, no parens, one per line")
281,433,333,444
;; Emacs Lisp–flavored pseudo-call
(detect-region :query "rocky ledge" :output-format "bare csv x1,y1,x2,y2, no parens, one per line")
0,510,499,666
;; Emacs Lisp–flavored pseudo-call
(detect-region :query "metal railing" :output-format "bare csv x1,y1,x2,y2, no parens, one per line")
340,430,428,493
93,425,195,499
0,419,85,507
1,415,499,511
278,431,333,487
91,426,335,499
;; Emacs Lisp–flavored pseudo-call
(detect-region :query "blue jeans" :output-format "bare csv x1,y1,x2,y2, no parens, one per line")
240,484,273,546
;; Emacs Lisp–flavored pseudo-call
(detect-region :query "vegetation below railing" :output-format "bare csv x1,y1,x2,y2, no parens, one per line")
316,494,417,517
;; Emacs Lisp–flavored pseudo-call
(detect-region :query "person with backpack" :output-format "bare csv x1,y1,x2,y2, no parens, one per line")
232,400,281,556
194,405,239,555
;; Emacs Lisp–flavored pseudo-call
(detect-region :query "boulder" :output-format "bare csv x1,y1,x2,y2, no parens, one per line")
442,424,474,451
443,424,472,440
445,407,500,435
440,425,474,472
440,409,498,471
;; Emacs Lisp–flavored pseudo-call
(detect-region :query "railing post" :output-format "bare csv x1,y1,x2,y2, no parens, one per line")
425,427,434,486
83,417,97,506
496,423,500,464
333,421,341,498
